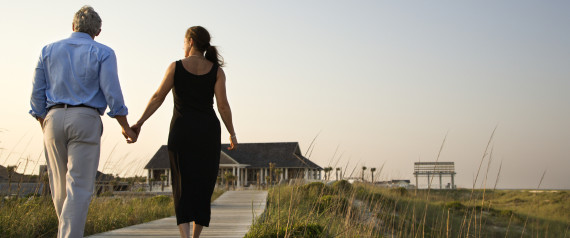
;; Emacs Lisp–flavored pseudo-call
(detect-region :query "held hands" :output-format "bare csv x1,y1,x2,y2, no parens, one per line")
131,122,142,137
122,126,138,144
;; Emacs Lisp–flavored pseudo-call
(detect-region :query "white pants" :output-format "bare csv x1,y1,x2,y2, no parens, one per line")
43,106,102,238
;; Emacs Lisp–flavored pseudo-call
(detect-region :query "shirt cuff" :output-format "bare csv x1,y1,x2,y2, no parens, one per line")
107,105,128,118
29,109,46,119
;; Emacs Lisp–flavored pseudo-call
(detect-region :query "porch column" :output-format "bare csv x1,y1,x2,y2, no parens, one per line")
439,173,442,189
260,168,264,184
285,168,288,180
305,168,309,180
244,168,248,186
237,167,241,187
451,174,455,189
147,169,150,184
167,169,171,186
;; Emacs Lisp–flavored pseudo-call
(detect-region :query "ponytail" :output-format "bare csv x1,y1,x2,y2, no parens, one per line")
205,45,224,67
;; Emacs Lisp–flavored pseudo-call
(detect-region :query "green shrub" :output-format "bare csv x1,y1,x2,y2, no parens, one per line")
390,187,408,196
317,195,349,214
445,201,465,211
301,182,332,197
99,191,113,197
331,180,352,193
248,223,325,238
290,223,324,237
150,195,171,205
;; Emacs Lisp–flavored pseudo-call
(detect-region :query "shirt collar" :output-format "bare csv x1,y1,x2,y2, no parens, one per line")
71,32,94,40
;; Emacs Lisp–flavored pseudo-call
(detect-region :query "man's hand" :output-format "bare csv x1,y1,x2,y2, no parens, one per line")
122,127,138,143
38,117,45,130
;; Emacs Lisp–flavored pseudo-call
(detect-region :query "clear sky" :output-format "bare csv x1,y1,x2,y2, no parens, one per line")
1,1,569,189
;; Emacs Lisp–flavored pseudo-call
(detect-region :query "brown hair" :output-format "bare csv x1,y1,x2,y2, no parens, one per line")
185,26,224,67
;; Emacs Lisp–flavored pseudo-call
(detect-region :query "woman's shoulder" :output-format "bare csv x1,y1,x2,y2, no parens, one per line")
215,66,226,82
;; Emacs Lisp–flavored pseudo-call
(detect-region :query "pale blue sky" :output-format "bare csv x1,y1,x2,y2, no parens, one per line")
1,1,569,189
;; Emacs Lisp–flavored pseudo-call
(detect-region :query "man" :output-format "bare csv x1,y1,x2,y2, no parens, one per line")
29,6,137,238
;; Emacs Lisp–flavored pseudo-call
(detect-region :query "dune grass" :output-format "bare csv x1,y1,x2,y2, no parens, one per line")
0,189,224,237
245,181,569,238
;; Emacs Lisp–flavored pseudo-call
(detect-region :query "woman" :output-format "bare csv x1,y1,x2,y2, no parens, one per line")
132,26,237,238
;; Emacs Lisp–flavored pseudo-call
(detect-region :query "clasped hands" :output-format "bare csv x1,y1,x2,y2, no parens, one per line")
123,122,238,151
121,122,142,144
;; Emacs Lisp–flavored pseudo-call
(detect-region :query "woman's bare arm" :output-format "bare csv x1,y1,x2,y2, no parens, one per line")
214,67,237,149
132,62,175,132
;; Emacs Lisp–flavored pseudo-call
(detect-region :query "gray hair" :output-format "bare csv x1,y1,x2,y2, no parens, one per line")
73,6,102,37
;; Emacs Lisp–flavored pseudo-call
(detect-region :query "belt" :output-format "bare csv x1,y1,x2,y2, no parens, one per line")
49,104,97,111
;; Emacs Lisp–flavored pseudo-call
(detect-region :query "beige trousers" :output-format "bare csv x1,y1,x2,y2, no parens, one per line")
43,106,102,238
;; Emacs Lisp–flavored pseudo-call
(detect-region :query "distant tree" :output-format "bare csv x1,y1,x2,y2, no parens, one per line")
370,168,377,183
323,167,332,181
361,166,367,182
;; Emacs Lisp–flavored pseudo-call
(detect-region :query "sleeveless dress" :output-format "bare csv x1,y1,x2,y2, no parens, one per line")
168,60,221,226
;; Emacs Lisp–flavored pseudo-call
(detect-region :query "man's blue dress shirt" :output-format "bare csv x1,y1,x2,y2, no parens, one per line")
30,32,128,118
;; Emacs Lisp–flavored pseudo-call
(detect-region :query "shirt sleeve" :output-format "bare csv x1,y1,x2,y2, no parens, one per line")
29,54,48,119
99,49,128,118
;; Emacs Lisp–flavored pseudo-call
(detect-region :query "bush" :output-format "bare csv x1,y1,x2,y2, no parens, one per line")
390,187,408,196
99,191,113,197
331,180,352,193
301,182,332,197
317,195,349,214
290,223,324,237
150,195,171,205
445,201,465,211
250,223,326,238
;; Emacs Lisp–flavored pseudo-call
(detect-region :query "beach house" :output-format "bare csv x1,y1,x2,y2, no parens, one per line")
144,142,322,189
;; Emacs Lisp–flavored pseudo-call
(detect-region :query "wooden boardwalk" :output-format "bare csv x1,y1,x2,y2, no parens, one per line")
87,190,267,238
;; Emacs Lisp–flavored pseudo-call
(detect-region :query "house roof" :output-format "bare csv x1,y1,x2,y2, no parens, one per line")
144,142,322,170
220,142,322,169
144,146,170,169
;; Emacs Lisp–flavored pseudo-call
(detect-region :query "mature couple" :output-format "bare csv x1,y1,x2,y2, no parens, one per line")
29,6,236,238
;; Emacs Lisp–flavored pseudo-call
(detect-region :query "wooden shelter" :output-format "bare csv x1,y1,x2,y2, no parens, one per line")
413,162,456,189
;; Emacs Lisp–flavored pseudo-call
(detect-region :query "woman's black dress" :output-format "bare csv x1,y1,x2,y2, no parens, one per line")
168,60,220,226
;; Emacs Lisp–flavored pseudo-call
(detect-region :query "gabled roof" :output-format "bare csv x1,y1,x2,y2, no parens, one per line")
144,142,322,170
221,142,322,169
144,146,170,169
220,151,239,165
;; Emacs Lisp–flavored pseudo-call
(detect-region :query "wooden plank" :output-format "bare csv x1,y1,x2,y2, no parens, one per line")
86,190,267,238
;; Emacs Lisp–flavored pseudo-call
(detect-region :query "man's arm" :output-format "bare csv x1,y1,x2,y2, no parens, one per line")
30,53,48,129
99,49,136,143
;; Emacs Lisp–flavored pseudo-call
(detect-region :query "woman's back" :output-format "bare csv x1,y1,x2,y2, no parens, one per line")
172,57,218,114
